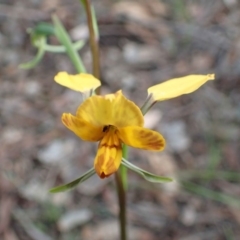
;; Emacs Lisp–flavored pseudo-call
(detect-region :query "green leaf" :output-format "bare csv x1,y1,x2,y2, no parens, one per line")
19,37,45,69
121,158,173,183
50,168,95,193
32,22,55,36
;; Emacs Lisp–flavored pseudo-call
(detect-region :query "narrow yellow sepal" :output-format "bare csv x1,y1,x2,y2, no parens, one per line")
148,74,215,101
54,72,101,92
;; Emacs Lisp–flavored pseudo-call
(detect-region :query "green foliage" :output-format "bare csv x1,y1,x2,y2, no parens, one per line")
31,22,55,36
121,158,173,183
50,168,96,193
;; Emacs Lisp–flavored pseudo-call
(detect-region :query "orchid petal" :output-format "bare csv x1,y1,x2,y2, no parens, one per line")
148,74,215,101
54,72,101,92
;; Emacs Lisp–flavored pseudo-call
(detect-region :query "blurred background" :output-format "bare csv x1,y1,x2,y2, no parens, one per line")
1,0,240,239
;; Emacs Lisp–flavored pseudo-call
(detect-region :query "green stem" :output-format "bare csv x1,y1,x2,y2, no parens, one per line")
19,37,45,69
140,94,156,115
121,144,128,190
52,15,86,73
35,40,85,53
81,0,100,79
115,171,127,240
116,144,128,240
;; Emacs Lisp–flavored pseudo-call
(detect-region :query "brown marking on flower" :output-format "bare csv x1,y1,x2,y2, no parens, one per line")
104,156,118,178
145,132,153,138
96,154,116,179
148,135,159,142
96,153,105,167
100,143,122,150
100,172,107,178
138,129,153,139
147,139,165,150
102,125,109,132
139,129,145,135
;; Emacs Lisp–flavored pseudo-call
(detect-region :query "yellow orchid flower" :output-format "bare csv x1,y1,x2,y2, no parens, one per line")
148,74,215,101
62,90,165,178
54,72,214,182
54,71,101,92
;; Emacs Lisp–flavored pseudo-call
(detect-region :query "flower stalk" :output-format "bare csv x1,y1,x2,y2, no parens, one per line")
115,171,127,240
80,0,100,80
117,143,128,240
120,144,128,190
140,94,156,115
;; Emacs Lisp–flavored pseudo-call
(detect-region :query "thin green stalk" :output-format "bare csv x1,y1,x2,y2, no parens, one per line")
19,37,45,69
140,94,156,115
38,40,85,53
52,15,86,73
80,2,124,239
120,144,128,190
115,171,127,240
80,0,100,79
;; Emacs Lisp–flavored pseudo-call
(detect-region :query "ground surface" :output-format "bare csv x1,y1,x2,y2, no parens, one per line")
1,0,240,239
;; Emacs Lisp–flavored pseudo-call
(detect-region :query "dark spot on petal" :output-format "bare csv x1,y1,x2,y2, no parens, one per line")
103,125,109,132
100,172,106,178
102,125,114,132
